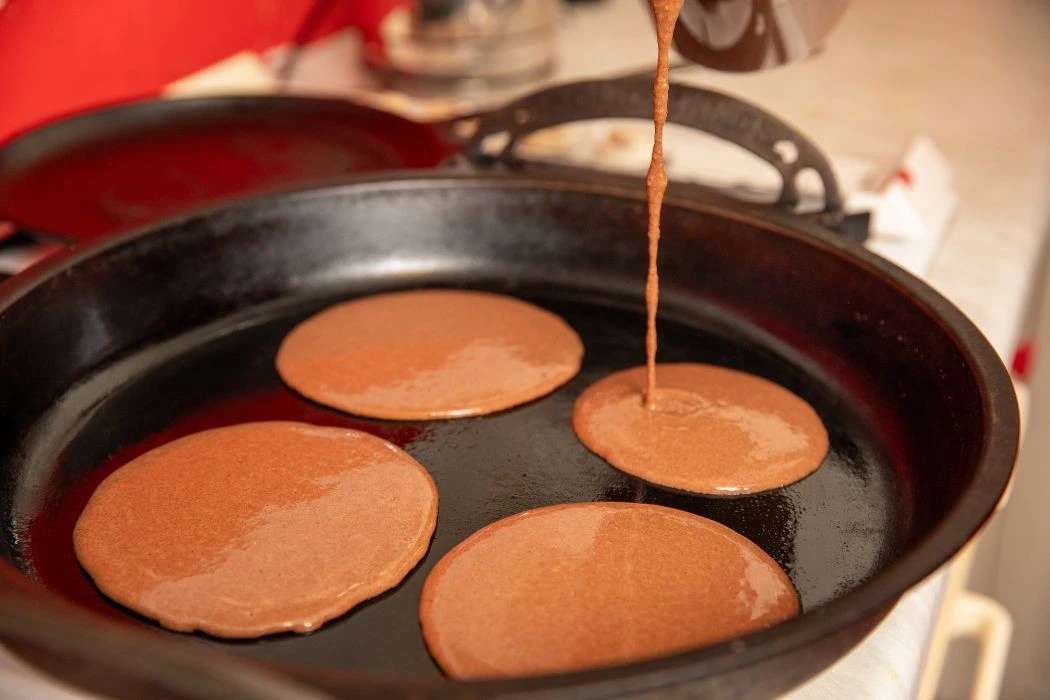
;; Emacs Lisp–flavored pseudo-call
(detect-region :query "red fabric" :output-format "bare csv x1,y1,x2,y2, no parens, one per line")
0,0,404,143
1012,340,1035,380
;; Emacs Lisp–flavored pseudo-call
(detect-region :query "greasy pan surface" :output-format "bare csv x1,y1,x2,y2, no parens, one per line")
0,174,1017,699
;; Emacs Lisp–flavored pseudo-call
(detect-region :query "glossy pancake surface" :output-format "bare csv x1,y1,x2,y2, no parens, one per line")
419,502,799,679
276,289,584,420
573,364,829,494
74,421,438,638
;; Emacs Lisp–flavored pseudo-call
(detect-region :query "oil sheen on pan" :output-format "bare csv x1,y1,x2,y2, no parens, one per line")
573,364,829,495
276,289,584,420
419,502,799,679
73,421,438,638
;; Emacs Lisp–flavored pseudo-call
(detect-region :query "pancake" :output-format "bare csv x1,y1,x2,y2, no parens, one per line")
419,502,799,679
74,421,438,638
276,289,584,420
573,364,829,495
589,0,826,495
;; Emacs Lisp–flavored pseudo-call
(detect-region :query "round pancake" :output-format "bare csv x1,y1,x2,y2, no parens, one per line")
276,289,584,420
74,421,438,638
573,364,829,495
419,502,799,679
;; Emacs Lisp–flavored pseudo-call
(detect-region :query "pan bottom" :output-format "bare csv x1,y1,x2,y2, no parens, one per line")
12,283,898,678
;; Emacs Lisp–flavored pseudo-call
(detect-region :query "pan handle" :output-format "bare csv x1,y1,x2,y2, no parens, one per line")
463,77,844,215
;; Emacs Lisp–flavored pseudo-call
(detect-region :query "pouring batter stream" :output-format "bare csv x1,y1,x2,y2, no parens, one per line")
573,0,829,495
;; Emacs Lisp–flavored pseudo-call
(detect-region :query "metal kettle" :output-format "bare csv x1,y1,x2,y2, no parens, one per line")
408,0,849,77
379,0,559,88
671,0,850,71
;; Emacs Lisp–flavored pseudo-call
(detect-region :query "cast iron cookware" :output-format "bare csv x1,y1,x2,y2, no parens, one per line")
0,95,453,243
0,79,1018,699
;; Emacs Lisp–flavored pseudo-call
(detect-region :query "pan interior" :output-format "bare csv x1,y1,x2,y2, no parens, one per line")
10,279,896,678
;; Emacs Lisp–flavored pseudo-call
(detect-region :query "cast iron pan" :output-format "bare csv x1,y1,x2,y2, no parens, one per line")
0,80,1017,699
0,95,454,244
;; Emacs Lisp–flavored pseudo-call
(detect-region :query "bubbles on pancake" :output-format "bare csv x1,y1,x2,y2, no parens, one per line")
645,387,710,419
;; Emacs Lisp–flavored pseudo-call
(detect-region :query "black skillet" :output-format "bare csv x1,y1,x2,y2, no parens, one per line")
0,79,1018,699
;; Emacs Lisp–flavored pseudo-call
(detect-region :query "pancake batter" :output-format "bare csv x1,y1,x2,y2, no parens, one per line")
74,421,438,638
574,364,828,494
644,0,685,406
419,502,799,679
276,289,583,420
572,0,828,494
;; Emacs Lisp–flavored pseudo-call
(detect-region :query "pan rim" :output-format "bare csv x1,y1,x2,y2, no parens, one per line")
0,171,1019,697
0,93,439,161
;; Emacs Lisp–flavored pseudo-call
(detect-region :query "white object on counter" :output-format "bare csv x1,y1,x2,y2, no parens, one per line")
858,135,958,277
793,574,948,699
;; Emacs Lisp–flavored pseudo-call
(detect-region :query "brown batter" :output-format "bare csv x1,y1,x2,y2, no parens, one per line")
571,1,828,494
74,421,438,638
645,0,685,406
573,364,828,494
276,289,583,420
419,502,799,679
